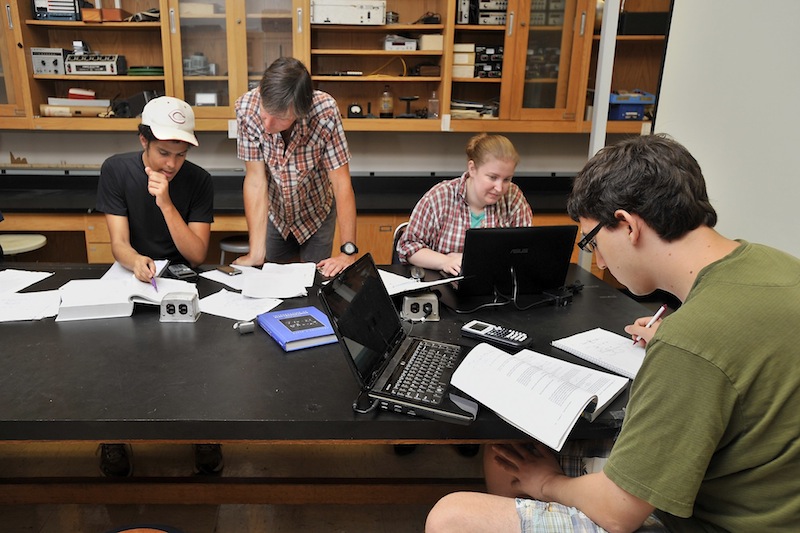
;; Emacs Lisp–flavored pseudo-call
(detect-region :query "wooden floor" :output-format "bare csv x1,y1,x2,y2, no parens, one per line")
0,442,485,532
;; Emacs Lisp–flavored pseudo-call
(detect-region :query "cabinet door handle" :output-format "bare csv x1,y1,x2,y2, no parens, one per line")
169,7,176,34
297,7,303,33
579,11,586,36
507,11,514,37
5,4,12,30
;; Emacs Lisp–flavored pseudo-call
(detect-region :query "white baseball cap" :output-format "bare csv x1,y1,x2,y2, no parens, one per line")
141,96,198,146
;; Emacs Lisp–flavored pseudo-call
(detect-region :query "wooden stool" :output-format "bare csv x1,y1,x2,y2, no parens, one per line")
219,234,249,264
0,234,47,258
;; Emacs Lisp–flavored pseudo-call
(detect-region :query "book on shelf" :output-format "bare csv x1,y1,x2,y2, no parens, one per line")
257,305,338,352
451,343,630,451
56,277,198,322
552,328,646,380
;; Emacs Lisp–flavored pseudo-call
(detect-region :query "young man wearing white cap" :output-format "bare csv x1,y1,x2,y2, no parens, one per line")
97,95,214,284
95,96,220,477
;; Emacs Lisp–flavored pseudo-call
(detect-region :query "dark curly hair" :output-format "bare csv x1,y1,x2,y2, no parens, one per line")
567,134,717,241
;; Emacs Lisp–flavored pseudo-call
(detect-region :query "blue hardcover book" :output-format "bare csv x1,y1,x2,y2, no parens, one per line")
257,305,338,352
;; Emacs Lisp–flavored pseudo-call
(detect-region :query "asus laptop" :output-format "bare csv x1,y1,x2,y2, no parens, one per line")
318,254,478,424
438,225,579,312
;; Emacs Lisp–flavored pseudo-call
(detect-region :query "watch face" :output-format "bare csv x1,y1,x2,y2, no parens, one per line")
341,242,358,255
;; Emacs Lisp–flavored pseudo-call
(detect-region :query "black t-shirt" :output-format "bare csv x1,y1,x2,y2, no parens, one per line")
96,151,214,264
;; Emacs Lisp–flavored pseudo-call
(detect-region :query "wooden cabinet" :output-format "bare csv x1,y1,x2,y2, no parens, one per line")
3,0,303,131
308,0,449,132
84,213,114,264
0,2,30,123
449,0,594,132
166,0,300,123
17,0,168,131
309,0,597,133
0,0,667,134
581,0,670,133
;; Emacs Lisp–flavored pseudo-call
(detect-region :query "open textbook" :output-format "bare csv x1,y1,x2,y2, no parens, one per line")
451,343,629,451
552,328,646,380
56,277,198,322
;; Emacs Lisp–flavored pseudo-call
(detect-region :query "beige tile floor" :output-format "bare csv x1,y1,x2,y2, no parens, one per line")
0,442,484,533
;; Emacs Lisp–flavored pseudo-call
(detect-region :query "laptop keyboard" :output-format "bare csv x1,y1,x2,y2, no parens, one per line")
390,340,460,405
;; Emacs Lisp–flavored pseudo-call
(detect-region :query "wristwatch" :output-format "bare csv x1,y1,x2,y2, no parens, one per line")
340,242,358,256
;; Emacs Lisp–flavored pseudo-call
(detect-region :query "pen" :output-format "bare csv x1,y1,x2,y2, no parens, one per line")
150,274,158,293
633,304,667,345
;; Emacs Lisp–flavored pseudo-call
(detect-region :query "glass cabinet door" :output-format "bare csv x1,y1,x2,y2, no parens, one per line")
244,0,297,93
504,0,591,121
168,0,301,119
169,0,237,118
0,2,26,117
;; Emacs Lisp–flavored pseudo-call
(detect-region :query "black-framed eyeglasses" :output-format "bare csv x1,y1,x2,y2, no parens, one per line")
577,222,603,253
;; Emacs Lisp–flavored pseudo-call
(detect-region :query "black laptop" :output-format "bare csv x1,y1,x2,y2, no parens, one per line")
318,254,478,424
438,225,579,312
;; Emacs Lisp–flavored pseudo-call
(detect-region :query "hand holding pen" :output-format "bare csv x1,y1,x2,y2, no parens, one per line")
629,304,667,346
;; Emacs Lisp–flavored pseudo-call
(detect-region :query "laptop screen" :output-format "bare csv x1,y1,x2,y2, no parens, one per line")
458,225,578,297
319,254,404,387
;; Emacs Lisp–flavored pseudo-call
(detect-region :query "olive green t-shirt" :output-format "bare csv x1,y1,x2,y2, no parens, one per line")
605,241,800,532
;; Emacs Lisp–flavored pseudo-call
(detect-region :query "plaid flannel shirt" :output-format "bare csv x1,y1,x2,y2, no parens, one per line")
236,88,351,244
397,173,534,263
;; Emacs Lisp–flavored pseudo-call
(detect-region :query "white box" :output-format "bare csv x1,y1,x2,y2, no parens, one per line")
310,0,385,25
453,52,476,65
452,65,475,78
453,42,476,52
418,34,444,51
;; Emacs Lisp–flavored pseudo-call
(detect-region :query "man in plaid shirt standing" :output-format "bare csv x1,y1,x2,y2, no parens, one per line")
234,57,357,277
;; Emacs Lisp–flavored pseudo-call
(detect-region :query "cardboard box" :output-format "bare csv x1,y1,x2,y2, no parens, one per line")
179,3,217,17
418,34,444,51
81,8,102,22
101,8,131,21
453,42,476,52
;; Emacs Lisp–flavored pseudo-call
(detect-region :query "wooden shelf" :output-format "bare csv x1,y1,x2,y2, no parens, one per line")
25,20,160,30
454,25,505,31
313,76,440,82
312,24,445,32
33,75,164,82
311,50,442,56
453,78,502,83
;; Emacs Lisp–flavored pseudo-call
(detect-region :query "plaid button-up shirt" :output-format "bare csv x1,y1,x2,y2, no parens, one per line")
236,88,351,244
397,173,534,263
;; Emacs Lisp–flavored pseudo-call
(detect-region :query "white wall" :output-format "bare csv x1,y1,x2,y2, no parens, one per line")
656,0,800,257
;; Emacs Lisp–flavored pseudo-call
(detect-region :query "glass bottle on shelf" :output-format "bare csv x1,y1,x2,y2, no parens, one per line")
379,85,394,118
427,91,439,119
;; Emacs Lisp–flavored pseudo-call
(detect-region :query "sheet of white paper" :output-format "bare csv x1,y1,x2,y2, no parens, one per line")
241,263,317,299
0,290,61,321
101,260,169,281
199,288,282,321
0,269,54,295
378,269,463,296
260,262,317,286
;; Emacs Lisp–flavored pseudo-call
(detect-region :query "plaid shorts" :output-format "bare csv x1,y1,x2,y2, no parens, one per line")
516,439,668,532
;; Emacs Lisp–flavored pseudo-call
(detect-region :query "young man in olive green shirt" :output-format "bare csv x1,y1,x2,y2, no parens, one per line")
426,135,800,532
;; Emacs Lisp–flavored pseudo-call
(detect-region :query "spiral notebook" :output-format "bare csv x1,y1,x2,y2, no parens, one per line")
551,328,646,380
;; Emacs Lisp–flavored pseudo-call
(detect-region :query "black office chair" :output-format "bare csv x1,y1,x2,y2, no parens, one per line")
391,221,409,265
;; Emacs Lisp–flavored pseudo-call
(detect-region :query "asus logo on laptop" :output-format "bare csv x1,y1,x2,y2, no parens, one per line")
510,247,529,254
